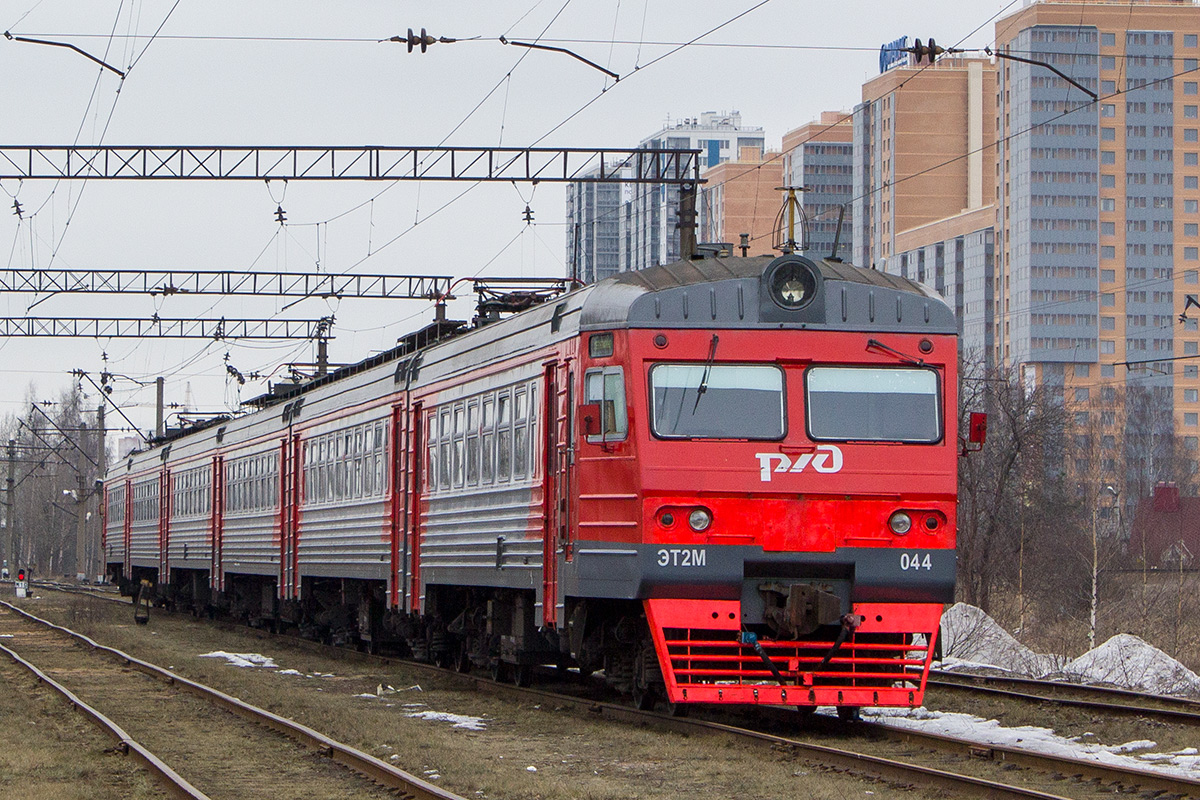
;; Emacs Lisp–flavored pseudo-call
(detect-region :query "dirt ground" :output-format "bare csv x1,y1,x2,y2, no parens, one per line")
8,591,944,800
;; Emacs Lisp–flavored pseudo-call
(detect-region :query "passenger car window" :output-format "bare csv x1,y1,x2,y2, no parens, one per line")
584,367,628,441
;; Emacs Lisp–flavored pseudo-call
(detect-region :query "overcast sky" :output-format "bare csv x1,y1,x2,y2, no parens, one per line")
0,0,1016,439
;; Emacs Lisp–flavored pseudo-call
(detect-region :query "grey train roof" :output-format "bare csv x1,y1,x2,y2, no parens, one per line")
579,255,957,335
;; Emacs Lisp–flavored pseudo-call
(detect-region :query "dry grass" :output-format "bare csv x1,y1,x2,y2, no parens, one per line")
15,593,946,800
0,657,164,799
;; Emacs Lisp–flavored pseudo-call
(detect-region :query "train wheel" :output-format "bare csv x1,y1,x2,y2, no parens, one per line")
631,683,657,711
513,664,533,688
490,659,509,683
666,700,688,718
455,646,472,674
836,706,861,722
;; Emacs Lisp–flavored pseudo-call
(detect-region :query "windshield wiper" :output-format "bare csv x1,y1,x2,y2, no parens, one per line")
692,334,720,413
866,338,924,366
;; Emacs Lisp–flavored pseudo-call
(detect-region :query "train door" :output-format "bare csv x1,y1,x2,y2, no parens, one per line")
407,402,424,613
158,466,170,582
543,359,573,628
123,478,132,570
210,454,224,592
279,434,301,600
388,402,406,610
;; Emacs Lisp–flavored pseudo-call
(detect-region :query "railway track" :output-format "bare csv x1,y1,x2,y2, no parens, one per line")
17,583,1200,800
0,599,464,800
928,668,1200,725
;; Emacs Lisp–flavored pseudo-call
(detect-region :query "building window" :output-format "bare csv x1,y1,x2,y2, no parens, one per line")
1101,150,1115,164
1188,224,1199,236
1101,104,1116,117
1102,221,1115,235
1101,174,1116,188
1075,388,1090,402
1187,389,1200,403
1189,34,1199,47
1188,413,1199,427
1189,129,1199,142
1102,364,1116,377
1189,107,1200,120
1189,342,1200,356
1187,365,1200,378
1101,246,1116,259
1101,269,1116,282
1189,176,1200,189
1102,316,1116,330
1101,340,1116,354
1102,127,1116,141
1187,270,1199,284
1102,56,1116,70
1187,247,1199,261
1101,293,1116,307
1187,83,1199,95
1075,364,1090,378
1102,32,1116,46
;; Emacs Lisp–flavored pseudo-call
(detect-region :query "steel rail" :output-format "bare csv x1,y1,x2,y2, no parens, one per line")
927,674,1200,725
31,584,1200,799
0,639,211,800
0,600,467,800
930,668,1200,710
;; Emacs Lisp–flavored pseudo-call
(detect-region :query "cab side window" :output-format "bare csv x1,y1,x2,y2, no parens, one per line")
584,367,628,442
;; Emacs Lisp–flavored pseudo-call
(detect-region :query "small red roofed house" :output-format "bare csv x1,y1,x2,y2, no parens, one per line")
1127,483,1199,568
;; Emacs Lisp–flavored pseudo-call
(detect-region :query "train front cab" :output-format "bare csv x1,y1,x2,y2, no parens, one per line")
570,255,957,710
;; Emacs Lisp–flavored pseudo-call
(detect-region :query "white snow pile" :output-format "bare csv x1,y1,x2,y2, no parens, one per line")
1062,634,1200,696
938,603,1057,676
199,651,277,668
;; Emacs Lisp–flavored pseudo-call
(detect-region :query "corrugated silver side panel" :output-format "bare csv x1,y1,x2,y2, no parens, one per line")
420,484,543,577
129,519,159,567
104,522,124,563
167,516,210,563
221,513,278,571
298,500,389,571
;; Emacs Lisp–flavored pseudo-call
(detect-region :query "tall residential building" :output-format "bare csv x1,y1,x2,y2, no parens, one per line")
565,164,631,284
699,148,783,255
565,111,766,278
781,112,855,259
992,0,1200,492
852,54,998,358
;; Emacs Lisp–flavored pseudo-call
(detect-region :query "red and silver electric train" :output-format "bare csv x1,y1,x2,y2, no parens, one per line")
104,253,958,714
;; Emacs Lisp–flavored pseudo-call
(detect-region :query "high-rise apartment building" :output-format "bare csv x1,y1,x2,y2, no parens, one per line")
698,148,783,255
781,112,855,258
993,0,1200,488
566,111,766,278
852,54,998,357
565,164,631,284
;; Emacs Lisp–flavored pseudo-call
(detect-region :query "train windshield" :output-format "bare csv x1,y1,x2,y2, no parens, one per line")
650,364,784,439
806,367,941,443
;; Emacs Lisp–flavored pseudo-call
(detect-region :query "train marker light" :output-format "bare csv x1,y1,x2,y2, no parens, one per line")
688,508,712,532
888,512,912,535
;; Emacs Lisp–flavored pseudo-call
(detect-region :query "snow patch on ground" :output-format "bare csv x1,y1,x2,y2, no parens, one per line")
198,651,277,668
354,695,486,729
857,706,1200,781
1061,634,1200,696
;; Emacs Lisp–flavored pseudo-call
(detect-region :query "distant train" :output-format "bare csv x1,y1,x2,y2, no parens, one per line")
104,253,958,715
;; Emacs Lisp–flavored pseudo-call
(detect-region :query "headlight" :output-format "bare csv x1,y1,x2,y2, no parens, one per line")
888,511,912,535
767,256,818,310
688,508,712,532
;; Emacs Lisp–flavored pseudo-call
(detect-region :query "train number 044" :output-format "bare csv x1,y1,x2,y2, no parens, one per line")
900,552,933,571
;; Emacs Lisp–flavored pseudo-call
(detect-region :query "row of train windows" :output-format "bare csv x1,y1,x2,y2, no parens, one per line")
225,452,279,514
131,479,160,522
107,486,127,523
302,420,388,505
173,467,212,519
427,381,538,493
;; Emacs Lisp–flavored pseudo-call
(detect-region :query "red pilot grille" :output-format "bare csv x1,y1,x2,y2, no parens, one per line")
645,599,942,707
